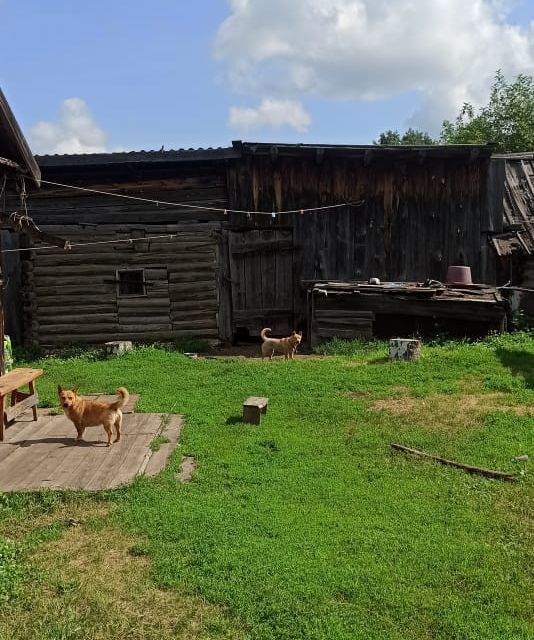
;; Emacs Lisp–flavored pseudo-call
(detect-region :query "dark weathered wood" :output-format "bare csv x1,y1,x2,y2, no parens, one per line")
230,239,293,254
314,309,374,319
0,88,41,183
391,444,516,481
314,328,373,339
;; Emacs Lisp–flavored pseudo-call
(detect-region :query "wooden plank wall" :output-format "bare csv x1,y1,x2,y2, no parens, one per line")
18,160,229,345
227,152,504,324
228,228,294,335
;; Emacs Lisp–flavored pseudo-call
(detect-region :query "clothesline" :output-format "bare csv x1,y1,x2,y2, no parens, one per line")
36,178,364,216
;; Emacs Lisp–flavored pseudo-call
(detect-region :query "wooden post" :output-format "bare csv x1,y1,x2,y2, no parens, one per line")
28,379,38,421
389,338,421,361
0,232,5,377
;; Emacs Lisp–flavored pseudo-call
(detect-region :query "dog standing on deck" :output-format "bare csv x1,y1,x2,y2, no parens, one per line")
260,328,303,360
58,386,129,446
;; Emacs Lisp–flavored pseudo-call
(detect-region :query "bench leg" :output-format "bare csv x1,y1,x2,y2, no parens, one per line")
29,381,38,421
0,395,4,441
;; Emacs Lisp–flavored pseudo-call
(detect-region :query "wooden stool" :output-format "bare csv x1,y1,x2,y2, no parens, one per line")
243,397,269,425
0,368,43,441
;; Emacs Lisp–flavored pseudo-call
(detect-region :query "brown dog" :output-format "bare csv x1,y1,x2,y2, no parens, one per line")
261,327,303,360
58,386,129,447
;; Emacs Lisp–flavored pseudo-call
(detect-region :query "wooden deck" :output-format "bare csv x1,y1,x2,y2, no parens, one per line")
0,399,184,491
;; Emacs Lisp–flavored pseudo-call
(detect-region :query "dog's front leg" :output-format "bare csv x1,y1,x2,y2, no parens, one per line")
75,424,85,441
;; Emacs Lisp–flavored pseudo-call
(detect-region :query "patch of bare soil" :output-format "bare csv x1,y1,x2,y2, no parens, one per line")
369,379,533,432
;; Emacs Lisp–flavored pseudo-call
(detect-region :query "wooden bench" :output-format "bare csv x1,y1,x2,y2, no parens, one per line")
0,368,43,441
243,396,269,425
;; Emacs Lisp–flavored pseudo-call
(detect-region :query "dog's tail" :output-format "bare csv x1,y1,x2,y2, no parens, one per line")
260,327,272,341
109,387,129,411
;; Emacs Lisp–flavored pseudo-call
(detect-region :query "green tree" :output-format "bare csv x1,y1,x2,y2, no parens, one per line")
440,71,534,152
374,127,435,145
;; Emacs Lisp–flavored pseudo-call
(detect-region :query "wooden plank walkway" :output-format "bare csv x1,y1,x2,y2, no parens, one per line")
0,407,184,492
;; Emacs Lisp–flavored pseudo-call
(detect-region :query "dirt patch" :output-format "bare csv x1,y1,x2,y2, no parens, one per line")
0,512,244,640
178,456,197,483
371,390,534,432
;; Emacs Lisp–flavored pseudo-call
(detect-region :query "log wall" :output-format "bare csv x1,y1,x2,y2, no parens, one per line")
19,157,229,346
23,224,221,345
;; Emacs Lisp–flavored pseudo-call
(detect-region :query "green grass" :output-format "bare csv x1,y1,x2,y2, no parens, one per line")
1,334,534,639
150,434,171,452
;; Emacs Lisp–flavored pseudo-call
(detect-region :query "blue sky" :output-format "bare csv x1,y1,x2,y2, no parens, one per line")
1,0,533,153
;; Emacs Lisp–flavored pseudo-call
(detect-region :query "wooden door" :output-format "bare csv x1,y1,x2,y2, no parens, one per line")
228,229,294,336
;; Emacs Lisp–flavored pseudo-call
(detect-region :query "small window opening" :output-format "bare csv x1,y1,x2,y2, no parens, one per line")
117,269,145,296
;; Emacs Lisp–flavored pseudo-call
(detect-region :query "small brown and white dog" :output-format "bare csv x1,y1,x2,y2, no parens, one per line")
58,385,129,447
260,328,303,360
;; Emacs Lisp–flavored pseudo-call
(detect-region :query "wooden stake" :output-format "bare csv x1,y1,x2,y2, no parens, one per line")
391,443,516,481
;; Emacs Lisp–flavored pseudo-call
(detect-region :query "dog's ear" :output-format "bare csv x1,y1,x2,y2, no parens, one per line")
57,385,63,394
71,385,80,395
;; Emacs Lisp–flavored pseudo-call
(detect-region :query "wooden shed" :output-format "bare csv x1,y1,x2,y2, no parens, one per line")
0,88,42,367
225,142,503,336
10,141,512,346
9,148,238,346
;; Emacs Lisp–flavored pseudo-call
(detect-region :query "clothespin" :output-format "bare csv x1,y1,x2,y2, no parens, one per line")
271,212,277,219
300,209,304,215
224,209,228,216
247,212,251,221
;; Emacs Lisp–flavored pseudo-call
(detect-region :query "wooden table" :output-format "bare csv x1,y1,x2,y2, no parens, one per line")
0,368,43,441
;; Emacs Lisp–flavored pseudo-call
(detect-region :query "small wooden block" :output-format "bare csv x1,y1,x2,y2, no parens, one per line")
243,396,269,425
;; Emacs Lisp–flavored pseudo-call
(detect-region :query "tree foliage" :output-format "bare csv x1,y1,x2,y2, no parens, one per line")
374,127,436,145
440,71,534,152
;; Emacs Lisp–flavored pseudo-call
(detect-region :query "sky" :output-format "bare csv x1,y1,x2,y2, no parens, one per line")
1,0,534,154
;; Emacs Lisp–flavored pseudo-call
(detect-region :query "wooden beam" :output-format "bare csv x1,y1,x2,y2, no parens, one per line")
391,444,516,481
5,213,70,249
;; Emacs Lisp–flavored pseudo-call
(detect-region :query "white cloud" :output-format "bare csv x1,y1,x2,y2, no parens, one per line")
215,0,534,133
30,98,108,154
228,98,312,131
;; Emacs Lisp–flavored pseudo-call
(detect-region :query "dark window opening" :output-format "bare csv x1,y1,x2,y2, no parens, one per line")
117,269,145,296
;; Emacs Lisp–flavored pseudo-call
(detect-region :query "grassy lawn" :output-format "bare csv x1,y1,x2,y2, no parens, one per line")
0,334,533,639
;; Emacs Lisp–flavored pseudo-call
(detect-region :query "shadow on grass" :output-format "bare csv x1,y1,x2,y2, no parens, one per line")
225,415,243,426
496,348,534,388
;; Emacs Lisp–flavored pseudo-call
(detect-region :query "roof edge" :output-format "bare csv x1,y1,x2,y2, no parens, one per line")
0,88,41,184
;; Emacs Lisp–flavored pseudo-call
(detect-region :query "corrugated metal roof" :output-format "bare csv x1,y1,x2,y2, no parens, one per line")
36,146,239,166
36,140,498,167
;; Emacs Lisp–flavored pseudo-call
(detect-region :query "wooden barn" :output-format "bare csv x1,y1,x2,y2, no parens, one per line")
6,141,516,346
